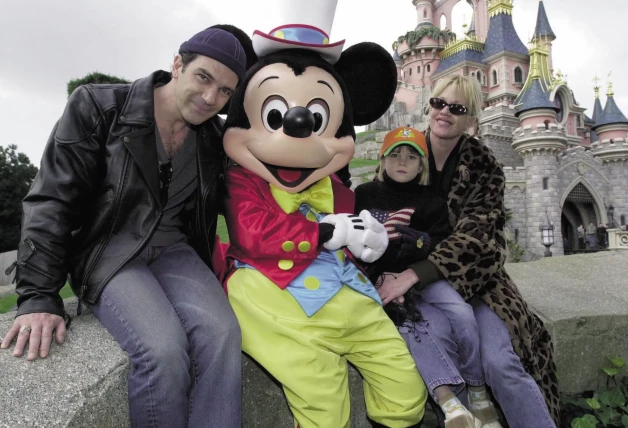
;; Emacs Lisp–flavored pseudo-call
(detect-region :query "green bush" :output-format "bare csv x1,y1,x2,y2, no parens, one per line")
395,28,456,50
563,356,628,427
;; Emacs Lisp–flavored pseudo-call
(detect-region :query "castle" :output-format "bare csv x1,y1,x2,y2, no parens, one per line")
368,0,628,259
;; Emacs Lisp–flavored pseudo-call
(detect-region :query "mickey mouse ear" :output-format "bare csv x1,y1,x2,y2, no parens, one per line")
334,42,397,126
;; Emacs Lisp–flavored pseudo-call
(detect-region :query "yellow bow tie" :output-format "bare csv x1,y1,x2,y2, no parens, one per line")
270,176,334,214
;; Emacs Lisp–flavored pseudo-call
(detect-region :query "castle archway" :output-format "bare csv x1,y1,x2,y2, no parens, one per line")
561,180,606,253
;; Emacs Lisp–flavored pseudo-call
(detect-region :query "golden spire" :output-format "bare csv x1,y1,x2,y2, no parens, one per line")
607,82,614,97
488,0,513,17
593,75,600,99
607,72,614,97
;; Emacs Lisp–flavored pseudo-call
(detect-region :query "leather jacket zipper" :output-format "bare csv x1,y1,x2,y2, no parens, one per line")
24,238,63,264
15,261,55,280
77,154,131,314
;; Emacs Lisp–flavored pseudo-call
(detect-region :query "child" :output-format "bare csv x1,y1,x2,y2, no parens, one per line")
355,127,502,428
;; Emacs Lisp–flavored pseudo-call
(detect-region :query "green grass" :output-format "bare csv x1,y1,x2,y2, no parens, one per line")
349,159,379,169
0,283,74,314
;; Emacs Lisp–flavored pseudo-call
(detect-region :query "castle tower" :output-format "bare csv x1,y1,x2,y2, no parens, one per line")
393,48,403,81
512,64,567,257
413,0,435,27
482,0,529,106
531,1,556,72
589,81,604,143
591,82,628,228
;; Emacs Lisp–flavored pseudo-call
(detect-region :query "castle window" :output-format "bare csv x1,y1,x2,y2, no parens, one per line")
424,9,427,18
492,69,498,85
544,120,550,130
440,14,447,30
417,65,421,73
554,93,564,122
476,71,482,83
427,64,431,72
577,115,582,127
542,177,549,190
409,67,412,76
621,215,626,226
514,66,523,83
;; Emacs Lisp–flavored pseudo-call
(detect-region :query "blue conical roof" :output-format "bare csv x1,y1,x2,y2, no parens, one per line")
482,12,528,60
592,97,603,122
589,97,604,141
392,50,400,61
592,96,628,129
515,79,559,117
532,1,556,41
434,49,484,75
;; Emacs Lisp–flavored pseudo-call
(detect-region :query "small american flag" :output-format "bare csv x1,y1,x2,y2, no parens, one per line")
370,208,415,240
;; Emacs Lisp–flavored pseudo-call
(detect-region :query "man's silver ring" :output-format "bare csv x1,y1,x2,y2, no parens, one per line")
19,325,32,334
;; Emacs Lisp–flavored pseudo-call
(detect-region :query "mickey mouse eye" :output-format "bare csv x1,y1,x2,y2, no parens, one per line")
262,96,289,132
307,99,330,135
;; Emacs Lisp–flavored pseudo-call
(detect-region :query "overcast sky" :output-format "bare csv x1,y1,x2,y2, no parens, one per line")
1,0,627,164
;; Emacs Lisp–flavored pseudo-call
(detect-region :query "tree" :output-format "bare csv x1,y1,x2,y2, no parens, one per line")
0,145,38,252
67,72,130,97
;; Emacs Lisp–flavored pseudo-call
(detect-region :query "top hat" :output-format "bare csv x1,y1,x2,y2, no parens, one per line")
251,0,345,64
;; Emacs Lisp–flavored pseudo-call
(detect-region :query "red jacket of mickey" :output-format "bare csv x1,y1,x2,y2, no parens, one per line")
223,166,355,289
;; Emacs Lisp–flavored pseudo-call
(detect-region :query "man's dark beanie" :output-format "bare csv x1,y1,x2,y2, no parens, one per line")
179,28,246,83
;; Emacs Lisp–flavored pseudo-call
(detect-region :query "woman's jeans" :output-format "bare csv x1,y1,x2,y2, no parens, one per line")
399,290,555,428
418,280,484,387
89,242,242,428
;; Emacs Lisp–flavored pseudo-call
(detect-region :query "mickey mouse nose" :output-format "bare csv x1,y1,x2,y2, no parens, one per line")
283,107,315,138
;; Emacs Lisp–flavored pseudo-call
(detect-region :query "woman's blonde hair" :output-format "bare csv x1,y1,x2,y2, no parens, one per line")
429,74,484,136
377,145,429,185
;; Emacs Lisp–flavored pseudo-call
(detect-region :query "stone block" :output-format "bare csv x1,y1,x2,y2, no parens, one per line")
1,300,439,427
505,251,628,393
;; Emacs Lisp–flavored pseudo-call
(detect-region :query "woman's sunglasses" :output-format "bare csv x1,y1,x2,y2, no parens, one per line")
429,97,469,116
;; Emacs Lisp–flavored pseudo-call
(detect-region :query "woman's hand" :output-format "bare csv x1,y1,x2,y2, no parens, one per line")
377,269,420,305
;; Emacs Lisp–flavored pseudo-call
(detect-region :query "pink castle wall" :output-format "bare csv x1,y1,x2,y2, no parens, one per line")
434,0,457,30
520,114,555,128
566,115,577,136
505,58,527,91
474,0,488,41
415,2,434,24
597,129,628,141
396,87,419,111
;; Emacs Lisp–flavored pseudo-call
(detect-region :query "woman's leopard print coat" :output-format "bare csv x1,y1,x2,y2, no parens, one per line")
426,135,560,424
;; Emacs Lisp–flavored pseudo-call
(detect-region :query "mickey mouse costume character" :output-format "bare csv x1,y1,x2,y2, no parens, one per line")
219,1,427,426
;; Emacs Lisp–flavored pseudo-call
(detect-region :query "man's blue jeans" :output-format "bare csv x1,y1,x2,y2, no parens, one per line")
89,242,241,428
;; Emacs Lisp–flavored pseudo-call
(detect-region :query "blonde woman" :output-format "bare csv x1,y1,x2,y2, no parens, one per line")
376,75,559,428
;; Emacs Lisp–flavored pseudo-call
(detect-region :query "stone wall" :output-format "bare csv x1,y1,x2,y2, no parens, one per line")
479,105,522,167
522,150,565,257
3,252,628,426
503,166,528,256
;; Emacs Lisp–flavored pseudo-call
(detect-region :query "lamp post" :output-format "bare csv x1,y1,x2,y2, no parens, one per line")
540,211,555,257
608,204,615,228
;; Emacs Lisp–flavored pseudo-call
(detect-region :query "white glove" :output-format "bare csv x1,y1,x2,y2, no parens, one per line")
357,210,388,263
320,213,367,258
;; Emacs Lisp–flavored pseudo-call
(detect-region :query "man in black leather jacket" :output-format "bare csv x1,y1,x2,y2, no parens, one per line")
1,25,255,428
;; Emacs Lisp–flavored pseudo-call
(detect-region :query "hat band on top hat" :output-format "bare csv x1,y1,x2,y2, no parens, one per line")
270,24,330,45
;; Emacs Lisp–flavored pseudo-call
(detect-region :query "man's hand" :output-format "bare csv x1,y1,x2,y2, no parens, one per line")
1,313,66,361
377,269,419,306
